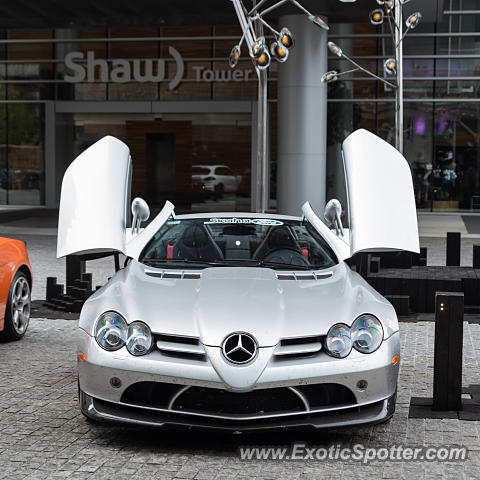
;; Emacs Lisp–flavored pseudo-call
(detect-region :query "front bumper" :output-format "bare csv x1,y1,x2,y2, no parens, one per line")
78,330,400,430
80,389,396,431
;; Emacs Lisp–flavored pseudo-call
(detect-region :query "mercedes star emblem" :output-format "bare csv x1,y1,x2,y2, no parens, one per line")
221,332,258,365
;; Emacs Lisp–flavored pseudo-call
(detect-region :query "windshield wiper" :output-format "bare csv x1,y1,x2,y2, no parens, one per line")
142,258,316,270
142,258,229,267
255,260,312,270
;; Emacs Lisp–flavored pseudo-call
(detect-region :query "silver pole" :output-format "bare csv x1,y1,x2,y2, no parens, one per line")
256,68,269,212
253,3,269,213
394,1,403,154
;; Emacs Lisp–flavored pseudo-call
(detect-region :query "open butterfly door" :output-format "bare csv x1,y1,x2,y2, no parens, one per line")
57,135,175,259
57,136,132,257
342,129,419,256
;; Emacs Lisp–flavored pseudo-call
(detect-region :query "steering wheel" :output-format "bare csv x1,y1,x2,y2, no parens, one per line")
262,248,309,267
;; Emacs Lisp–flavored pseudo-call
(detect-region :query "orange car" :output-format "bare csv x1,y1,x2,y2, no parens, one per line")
0,237,32,341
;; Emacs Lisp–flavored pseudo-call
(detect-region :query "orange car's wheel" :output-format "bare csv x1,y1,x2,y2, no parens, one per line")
0,271,31,341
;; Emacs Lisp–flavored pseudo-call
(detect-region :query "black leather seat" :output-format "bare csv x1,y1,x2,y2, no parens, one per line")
173,224,223,261
253,226,300,260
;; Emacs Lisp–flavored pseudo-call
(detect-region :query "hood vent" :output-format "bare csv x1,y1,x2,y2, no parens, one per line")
276,272,332,281
274,335,324,359
155,333,206,360
145,270,202,280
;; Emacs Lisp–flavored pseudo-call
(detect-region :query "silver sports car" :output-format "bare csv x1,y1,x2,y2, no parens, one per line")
58,129,419,431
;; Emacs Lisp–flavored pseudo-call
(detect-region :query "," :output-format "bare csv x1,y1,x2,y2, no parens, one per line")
58,131,419,431
0,237,32,341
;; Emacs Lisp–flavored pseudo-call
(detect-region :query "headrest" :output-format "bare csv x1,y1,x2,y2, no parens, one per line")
181,224,209,248
267,226,295,249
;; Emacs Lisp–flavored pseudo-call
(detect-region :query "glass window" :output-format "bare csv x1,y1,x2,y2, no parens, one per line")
192,166,211,175
0,103,44,205
431,102,480,211
215,166,235,176
57,112,252,212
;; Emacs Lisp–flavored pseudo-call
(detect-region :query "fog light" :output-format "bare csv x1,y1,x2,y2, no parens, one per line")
356,379,368,391
110,377,122,388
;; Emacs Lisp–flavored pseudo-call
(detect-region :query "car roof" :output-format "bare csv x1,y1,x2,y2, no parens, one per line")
175,211,302,221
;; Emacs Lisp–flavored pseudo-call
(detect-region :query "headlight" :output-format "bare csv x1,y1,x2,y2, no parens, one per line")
350,314,383,354
325,323,352,358
95,311,127,351
126,321,153,356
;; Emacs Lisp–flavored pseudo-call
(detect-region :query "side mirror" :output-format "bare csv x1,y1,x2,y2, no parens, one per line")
324,199,344,237
131,197,150,234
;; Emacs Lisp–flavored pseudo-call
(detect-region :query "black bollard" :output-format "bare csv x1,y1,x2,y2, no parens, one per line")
446,232,461,266
473,245,480,268
432,292,464,411
66,255,86,289
46,277,57,302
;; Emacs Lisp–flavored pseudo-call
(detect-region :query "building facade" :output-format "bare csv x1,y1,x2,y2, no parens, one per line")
0,0,477,214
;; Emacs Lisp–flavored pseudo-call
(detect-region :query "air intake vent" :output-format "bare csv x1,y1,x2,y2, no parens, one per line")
145,270,202,280
155,334,206,360
276,272,332,281
163,272,182,279
274,335,324,358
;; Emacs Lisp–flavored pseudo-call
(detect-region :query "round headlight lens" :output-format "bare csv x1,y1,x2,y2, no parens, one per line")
126,321,153,356
350,314,383,353
325,323,352,358
95,311,127,351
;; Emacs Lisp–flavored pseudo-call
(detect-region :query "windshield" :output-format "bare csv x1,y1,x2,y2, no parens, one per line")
140,217,338,270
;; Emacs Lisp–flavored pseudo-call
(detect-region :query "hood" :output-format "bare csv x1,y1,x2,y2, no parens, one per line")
81,261,397,391
82,261,397,346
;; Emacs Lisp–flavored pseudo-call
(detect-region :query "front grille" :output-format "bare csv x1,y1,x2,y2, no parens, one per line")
296,383,356,408
274,335,324,359
154,333,206,360
172,386,304,415
121,382,183,408
120,381,357,419
276,272,332,281
144,270,202,280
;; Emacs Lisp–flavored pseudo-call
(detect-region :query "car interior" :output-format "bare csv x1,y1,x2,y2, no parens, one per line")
141,219,337,269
